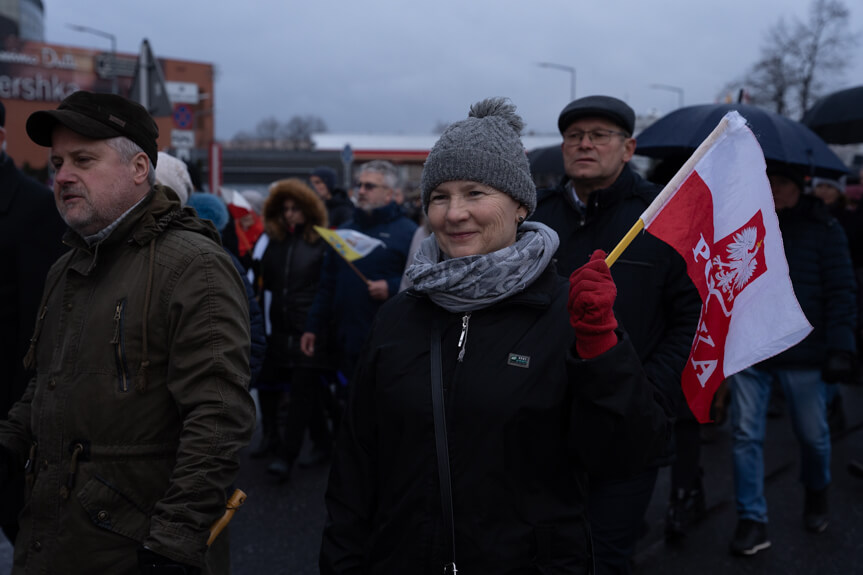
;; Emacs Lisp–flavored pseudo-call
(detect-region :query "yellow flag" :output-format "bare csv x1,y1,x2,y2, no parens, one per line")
314,226,385,262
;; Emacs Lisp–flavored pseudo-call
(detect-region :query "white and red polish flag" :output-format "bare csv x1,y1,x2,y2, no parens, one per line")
611,111,812,422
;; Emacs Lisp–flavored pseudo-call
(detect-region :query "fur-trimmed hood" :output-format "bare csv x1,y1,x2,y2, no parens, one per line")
263,178,328,242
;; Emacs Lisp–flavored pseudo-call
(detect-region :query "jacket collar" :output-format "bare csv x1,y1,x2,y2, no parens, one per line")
353,201,402,228
581,164,637,220
63,185,220,275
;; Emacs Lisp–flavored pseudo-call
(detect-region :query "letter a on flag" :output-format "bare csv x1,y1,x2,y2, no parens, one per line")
314,226,385,262
610,111,812,422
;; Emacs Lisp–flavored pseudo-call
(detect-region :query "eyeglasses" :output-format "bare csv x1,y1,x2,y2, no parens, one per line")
354,181,387,192
563,129,628,146
283,205,302,213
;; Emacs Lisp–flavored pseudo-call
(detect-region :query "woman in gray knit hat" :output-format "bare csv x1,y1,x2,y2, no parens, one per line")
320,98,671,574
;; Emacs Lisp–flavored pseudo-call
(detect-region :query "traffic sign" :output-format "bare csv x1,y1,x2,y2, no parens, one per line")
173,104,194,130
341,144,353,165
171,129,194,149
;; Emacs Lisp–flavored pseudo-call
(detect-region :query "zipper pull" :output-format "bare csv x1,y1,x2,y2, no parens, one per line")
457,312,471,362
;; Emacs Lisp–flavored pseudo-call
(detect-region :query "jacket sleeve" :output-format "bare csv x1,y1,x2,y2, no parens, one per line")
641,249,701,415
143,249,256,568
821,222,858,353
0,377,36,465
319,321,381,574
569,330,673,477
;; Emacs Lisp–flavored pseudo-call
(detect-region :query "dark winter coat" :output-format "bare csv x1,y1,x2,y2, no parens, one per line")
760,194,857,368
0,153,67,527
320,265,672,574
533,165,701,435
0,153,67,418
228,250,267,385
326,188,354,229
0,186,256,574
261,179,331,371
306,202,417,374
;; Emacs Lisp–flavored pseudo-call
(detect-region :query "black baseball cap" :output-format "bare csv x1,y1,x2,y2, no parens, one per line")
26,91,159,167
558,95,635,136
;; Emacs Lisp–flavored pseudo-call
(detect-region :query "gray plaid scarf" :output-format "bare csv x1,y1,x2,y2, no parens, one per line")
405,221,559,313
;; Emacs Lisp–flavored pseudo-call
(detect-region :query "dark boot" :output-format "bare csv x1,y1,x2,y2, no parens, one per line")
266,457,293,483
298,445,332,469
729,519,770,556
249,430,280,459
804,486,829,533
665,482,706,544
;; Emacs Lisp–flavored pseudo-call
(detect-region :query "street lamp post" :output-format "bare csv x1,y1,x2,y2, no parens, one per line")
538,62,576,101
650,83,684,109
67,24,118,95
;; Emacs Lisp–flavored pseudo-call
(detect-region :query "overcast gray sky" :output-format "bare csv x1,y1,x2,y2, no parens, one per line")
43,0,863,140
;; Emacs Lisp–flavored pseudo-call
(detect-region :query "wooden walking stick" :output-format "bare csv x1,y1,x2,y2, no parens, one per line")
207,489,247,546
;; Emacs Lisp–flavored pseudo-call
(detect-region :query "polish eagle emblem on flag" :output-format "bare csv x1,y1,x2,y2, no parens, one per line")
704,214,767,318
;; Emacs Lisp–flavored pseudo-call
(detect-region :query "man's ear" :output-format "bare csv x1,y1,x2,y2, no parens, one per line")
622,137,637,163
132,152,150,185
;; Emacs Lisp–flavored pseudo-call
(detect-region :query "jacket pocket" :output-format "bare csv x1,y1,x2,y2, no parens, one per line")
76,474,151,542
110,298,131,392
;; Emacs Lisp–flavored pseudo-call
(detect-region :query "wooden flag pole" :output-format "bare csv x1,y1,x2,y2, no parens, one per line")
605,114,736,269
345,259,370,284
207,489,247,546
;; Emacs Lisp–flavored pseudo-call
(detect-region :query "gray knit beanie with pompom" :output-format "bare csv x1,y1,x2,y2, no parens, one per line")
420,97,536,216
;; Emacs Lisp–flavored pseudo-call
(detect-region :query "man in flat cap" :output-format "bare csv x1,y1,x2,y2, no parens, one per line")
0,91,255,574
532,95,700,574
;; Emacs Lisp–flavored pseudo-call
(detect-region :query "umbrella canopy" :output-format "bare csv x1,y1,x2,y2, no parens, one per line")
801,85,863,145
635,103,848,178
528,144,564,176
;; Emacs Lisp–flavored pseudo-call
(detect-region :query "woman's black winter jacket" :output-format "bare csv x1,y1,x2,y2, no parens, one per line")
320,265,673,574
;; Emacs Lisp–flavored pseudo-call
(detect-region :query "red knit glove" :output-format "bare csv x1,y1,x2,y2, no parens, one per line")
569,250,619,359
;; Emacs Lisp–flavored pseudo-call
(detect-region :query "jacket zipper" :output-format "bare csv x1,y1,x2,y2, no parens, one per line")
110,299,130,392
457,312,471,362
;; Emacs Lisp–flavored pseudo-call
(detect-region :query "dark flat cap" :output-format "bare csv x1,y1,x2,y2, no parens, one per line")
26,91,159,167
558,95,635,135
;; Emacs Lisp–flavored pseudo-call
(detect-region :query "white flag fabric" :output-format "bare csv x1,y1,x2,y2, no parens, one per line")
642,111,812,422
314,226,385,262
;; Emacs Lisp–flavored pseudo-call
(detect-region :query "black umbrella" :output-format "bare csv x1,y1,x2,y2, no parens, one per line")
527,144,564,177
635,103,848,178
801,85,863,145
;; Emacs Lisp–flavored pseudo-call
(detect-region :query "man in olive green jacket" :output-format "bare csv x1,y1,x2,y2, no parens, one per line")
0,91,255,574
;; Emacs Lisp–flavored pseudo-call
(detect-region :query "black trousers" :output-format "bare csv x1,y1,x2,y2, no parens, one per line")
281,367,333,462
587,467,658,575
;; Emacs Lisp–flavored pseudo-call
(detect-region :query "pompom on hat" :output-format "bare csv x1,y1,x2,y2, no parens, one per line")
420,97,536,216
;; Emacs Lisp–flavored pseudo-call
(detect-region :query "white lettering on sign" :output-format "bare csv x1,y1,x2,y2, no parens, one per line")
0,51,38,65
41,47,78,70
0,74,79,101
171,130,195,149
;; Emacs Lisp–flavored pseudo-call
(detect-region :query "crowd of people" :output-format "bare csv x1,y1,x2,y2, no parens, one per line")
0,88,859,574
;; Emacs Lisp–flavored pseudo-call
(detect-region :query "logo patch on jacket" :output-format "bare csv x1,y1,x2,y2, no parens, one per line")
507,353,530,368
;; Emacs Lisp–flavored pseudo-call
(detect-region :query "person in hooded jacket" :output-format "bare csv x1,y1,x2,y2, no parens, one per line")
0,91,255,575
254,179,335,480
310,166,354,229
319,98,672,574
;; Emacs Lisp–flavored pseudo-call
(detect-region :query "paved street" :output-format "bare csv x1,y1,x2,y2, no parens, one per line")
0,385,861,573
